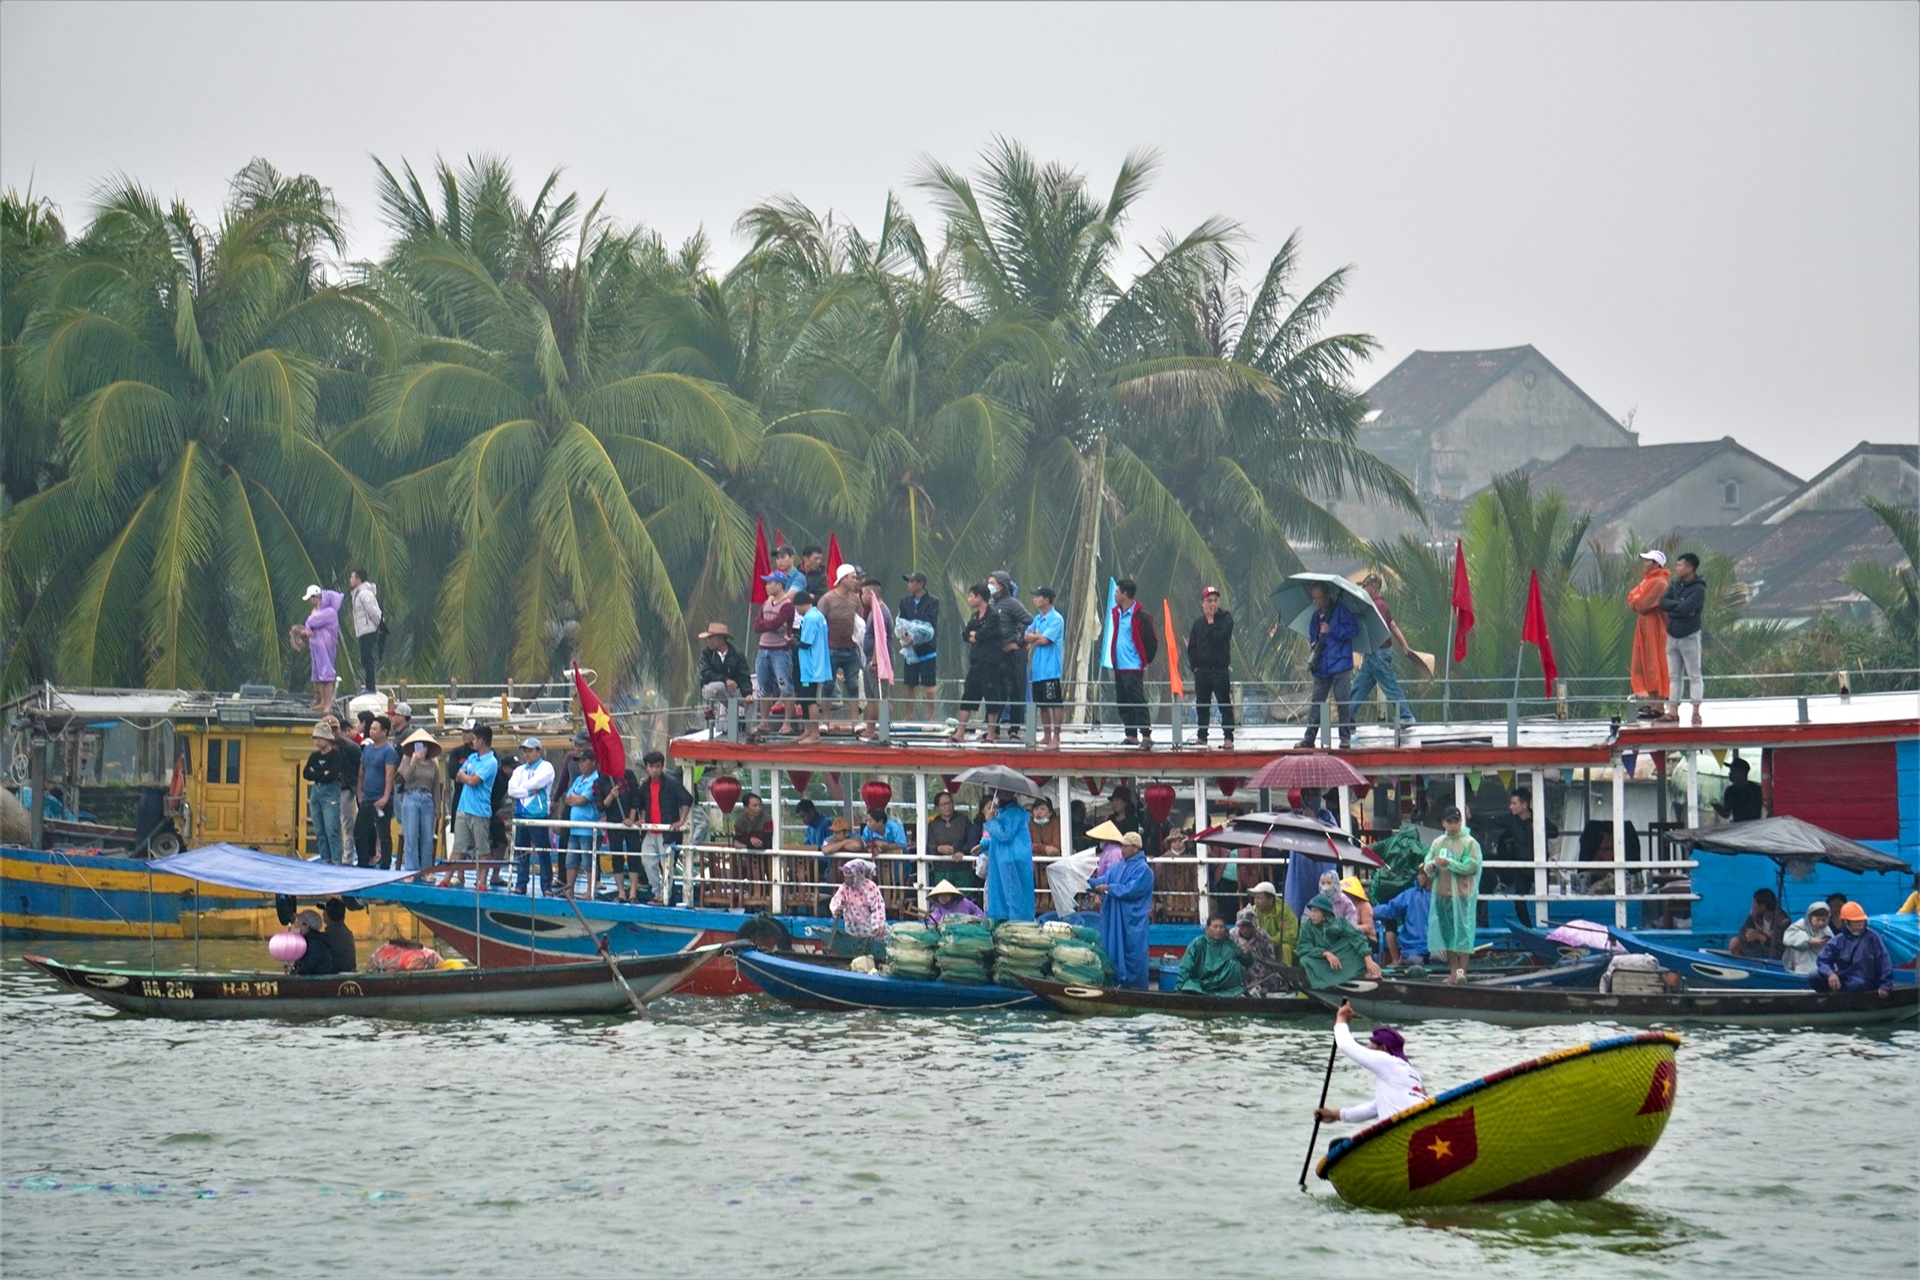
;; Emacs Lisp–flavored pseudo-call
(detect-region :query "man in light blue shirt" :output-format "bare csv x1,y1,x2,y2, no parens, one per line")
858,806,907,857
794,591,830,745
772,544,808,594
450,724,499,875
1025,586,1067,749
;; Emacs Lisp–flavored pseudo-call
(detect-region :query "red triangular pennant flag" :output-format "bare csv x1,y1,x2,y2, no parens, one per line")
573,664,627,780
826,533,843,586
1450,539,1475,663
1407,1107,1479,1190
1637,1059,1678,1115
1520,569,1558,695
1161,600,1183,697
750,516,772,605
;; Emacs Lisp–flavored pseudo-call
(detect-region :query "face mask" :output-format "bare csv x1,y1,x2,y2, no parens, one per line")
988,582,1000,596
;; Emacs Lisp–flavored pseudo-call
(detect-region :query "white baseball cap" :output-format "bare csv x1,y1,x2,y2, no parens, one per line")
1638,549,1667,567
833,564,859,584
302,584,323,599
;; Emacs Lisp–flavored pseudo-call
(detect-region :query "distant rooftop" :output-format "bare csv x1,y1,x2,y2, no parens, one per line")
1522,438,1801,525
1678,508,1910,619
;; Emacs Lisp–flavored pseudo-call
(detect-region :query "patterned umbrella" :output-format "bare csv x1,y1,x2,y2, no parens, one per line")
1249,754,1368,792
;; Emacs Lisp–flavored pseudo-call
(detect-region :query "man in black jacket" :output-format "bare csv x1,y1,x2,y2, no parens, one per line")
697,623,753,722
1188,586,1235,748
1659,552,1707,726
896,571,941,720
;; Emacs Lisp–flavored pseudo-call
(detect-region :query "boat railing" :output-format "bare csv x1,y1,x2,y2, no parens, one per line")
484,817,1698,927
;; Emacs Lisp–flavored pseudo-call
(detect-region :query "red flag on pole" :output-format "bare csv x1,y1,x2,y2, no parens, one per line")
749,517,772,605
826,533,843,585
1520,569,1558,695
1161,600,1183,697
1450,539,1475,662
572,664,627,780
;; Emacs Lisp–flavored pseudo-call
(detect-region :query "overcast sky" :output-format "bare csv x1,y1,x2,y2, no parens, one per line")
4,1,1914,477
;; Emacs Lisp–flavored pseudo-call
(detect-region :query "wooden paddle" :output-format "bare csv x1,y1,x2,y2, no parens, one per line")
559,893,651,1020
1298,999,1347,1190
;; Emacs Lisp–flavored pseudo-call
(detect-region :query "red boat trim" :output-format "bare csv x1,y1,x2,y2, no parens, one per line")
1474,1145,1655,1201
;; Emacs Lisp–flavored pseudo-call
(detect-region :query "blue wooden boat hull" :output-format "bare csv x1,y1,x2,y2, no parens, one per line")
1510,923,1914,990
734,950,1045,1011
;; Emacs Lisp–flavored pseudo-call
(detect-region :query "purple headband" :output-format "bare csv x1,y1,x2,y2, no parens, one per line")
1369,1026,1407,1059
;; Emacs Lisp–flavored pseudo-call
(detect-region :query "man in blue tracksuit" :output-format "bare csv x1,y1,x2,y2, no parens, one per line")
1298,582,1358,749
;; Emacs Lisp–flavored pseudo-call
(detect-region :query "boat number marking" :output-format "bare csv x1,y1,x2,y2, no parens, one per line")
337,981,364,997
140,980,195,1000
218,981,279,997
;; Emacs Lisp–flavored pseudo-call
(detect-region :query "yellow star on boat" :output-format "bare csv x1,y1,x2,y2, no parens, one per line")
588,708,612,734
1428,1137,1452,1159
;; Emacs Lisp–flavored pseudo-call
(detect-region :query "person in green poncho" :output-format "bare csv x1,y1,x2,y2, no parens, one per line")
1177,914,1247,995
1423,805,1483,982
1296,894,1381,990
1248,880,1299,966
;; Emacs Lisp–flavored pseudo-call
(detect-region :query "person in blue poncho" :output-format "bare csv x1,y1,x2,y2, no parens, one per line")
1373,867,1434,966
1814,902,1894,996
1091,833,1155,989
980,791,1036,921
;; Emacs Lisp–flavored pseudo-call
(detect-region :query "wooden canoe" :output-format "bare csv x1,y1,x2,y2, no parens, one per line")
22,945,730,1020
1016,974,1322,1018
1317,1032,1680,1208
1302,974,1920,1028
732,950,1044,1011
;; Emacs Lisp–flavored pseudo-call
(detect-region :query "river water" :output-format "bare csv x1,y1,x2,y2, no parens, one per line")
1,940,1914,1278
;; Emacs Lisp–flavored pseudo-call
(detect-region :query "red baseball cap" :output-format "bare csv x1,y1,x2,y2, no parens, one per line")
1201,585,1220,598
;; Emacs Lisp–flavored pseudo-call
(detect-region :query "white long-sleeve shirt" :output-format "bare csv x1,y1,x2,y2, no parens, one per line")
1335,1021,1426,1123
507,758,555,816
1782,918,1832,975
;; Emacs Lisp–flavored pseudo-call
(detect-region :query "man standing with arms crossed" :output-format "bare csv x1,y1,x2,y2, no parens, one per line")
1659,552,1707,726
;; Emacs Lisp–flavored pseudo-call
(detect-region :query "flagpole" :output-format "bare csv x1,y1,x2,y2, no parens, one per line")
1512,638,1526,705
1443,612,1457,720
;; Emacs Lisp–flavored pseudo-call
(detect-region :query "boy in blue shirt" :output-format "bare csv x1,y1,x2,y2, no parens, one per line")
1025,586,1066,749
793,591,830,745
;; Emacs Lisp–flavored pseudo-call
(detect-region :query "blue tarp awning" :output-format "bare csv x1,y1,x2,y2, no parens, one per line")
149,844,419,895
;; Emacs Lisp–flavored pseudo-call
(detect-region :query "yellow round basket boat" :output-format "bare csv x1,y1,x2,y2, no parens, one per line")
1316,1031,1680,1209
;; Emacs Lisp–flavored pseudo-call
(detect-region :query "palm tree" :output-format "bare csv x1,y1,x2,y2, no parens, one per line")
1843,497,1918,649
2,161,395,692
361,156,762,691
915,139,1374,699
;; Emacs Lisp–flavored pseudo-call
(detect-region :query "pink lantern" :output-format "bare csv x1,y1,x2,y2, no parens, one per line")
860,779,893,812
1142,783,1176,828
709,775,742,815
268,930,307,963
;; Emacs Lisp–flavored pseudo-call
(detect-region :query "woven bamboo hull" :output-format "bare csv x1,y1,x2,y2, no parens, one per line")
1317,1032,1679,1209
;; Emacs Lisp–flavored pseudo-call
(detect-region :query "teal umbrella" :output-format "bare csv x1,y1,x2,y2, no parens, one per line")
1271,574,1391,652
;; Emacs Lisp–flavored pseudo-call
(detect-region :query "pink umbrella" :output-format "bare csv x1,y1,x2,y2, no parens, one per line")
1248,754,1368,792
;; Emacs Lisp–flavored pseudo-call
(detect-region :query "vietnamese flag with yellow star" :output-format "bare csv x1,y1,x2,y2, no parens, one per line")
573,664,627,779
1637,1059,1678,1114
1406,1107,1480,1190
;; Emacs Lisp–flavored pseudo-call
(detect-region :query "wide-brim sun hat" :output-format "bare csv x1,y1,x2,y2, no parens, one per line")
1340,874,1369,902
1084,820,1124,843
400,729,442,756
929,879,964,899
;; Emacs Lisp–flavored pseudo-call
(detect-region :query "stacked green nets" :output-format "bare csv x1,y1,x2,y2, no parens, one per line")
935,918,995,985
1044,923,1111,985
992,922,1054,988
885,922,939,979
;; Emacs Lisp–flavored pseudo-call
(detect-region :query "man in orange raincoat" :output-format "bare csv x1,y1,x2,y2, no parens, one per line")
1627,549,1671,719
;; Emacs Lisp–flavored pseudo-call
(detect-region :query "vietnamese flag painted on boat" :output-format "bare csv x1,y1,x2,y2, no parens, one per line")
1520,569,1559,695
573,665,627,780
1406,1107,1479,1190
1450,539,1475,662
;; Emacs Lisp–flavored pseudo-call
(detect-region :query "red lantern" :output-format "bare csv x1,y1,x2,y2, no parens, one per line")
1351,783,1371,801
942,774,962,794
1142,782,1176,827
709,775,741,815
1217,776,1242,798
861,779,893,812
1083,777,1103,797
789,770,813,794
